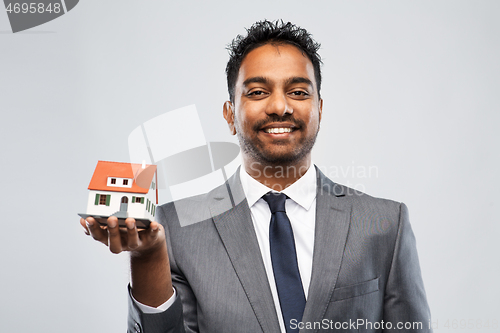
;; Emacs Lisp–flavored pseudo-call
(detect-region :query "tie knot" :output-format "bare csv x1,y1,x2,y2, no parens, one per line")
262,192,287,214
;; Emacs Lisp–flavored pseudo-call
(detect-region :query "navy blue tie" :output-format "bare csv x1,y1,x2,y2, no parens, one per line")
263,192,306,333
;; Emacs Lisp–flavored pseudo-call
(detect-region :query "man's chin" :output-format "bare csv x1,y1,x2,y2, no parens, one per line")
251,150,304,166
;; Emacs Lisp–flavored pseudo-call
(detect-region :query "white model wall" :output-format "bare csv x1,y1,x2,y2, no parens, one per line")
86,190,157,220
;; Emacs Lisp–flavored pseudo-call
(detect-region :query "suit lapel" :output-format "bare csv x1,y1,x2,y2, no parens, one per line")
301,169,352,333
210,169,281,333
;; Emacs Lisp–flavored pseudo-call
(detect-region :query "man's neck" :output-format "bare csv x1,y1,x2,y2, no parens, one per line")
242,156,312,192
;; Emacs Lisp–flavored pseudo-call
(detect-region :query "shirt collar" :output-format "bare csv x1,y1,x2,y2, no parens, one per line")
239,163,317,211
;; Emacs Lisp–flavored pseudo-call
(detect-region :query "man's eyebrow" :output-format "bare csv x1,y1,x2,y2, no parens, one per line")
285,76,313,87
242,76,269,87
242,76,313,88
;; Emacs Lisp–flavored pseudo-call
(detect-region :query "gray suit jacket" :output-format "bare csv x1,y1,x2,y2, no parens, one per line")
128,167,432,333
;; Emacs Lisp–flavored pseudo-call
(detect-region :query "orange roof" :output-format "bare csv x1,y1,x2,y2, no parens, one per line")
88,161,157,194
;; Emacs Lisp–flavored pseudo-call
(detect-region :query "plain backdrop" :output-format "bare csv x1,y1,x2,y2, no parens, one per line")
0,1,498,332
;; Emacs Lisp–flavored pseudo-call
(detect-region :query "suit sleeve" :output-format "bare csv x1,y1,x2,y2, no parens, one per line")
383,203,433,332
128,285,186,333
127,204,197,333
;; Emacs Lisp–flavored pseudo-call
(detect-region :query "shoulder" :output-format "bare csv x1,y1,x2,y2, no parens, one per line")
316,166,404,221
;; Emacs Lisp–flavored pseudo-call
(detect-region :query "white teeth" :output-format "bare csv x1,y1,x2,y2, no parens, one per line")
265,128,292,134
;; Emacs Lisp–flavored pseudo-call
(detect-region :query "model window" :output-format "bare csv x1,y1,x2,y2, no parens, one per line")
111,178,116,184
123,179,129,185
99,195,108,205
135,197,142,203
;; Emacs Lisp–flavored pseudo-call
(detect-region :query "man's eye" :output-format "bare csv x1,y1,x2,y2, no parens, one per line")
248,91,265,96
291,91,308,96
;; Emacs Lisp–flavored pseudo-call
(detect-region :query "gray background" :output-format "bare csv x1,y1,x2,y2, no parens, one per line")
1,0,498,332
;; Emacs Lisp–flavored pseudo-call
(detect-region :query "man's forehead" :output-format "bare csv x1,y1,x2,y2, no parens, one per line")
236,44,316,86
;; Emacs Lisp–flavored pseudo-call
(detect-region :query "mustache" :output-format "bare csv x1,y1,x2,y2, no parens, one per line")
252,114,305,131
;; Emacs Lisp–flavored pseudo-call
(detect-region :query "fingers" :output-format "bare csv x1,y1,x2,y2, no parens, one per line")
81,216,164,255
128,220,162,253
82,216,134,253
141,221,161,243
84,217,108,245
129,221,164,257
150,221,160,232
125,218,140,250
80,218,90,235
107,216,123,254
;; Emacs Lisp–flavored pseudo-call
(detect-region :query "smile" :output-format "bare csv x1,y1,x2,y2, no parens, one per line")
263,127,294,134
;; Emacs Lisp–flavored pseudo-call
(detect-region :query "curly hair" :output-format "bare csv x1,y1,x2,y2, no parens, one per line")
225,19,322,103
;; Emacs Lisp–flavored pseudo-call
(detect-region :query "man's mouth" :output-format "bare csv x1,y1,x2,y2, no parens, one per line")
263,127,294,134
260,122,298,135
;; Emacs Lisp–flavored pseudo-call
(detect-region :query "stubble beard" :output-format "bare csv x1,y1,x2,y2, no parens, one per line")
235,121,319,167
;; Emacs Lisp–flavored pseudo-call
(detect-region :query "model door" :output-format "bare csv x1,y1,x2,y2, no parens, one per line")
120,196,128,212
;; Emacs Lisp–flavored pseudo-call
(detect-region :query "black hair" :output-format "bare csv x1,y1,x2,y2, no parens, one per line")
225,19,322,103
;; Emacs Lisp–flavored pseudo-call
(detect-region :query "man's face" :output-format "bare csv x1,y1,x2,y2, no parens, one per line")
224,43,323,167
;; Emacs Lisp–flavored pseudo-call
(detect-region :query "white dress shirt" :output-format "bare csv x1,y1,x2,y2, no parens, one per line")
239,164,317,332
133,164,318,333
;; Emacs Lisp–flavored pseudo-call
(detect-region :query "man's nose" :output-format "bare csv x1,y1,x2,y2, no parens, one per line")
265,92,293,117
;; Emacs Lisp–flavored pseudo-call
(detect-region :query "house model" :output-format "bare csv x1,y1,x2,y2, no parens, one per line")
79,160,158,229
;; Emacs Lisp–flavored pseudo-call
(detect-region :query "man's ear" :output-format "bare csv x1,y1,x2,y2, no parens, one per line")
319,98,323,123
223,101,237,135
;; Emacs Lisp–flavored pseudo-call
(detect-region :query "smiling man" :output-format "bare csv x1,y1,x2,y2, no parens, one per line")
224,42,322,191
82,20,432,333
